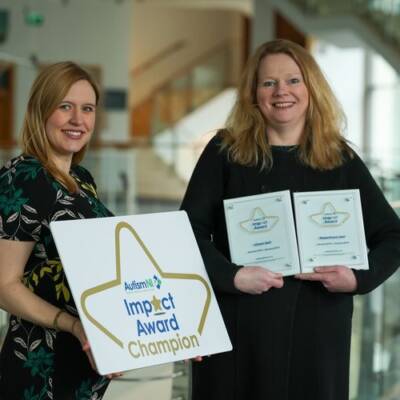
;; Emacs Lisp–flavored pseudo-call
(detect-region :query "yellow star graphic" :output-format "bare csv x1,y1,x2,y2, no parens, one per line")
80,222,211,349
309,202,350,227
240,207,279,233
150,295,162,312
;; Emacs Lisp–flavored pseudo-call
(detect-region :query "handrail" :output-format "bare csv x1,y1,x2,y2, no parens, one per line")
282,0,400,74
131,40,187,78
132,39,232,109
0,138,207,151
90,138,213,149
114,370,185,382
289,0,400,42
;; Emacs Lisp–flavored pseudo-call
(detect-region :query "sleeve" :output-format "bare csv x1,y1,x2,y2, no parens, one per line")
347,154,400,294
0,160,58,241
180,136,242,294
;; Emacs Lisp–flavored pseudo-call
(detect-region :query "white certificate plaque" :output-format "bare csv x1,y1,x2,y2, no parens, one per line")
224,191,300,276
50,211,232,375
293,190,369,273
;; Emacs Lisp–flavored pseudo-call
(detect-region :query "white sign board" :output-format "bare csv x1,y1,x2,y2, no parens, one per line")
50,211,232,375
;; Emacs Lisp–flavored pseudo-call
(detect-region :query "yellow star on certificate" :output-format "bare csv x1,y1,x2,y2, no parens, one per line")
310,202,350,227
150,295,162,312
240,207,279,233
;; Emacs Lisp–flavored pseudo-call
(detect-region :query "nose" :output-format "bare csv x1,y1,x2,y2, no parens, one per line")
69,108,83,125
273,80,288,96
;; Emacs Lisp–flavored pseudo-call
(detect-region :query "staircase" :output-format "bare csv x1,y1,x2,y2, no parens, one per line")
136,147,187,201
132,40,233,139
271,0,400,73
133,41,235,201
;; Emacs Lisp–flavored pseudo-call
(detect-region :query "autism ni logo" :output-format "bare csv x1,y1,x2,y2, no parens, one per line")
125,275,162,293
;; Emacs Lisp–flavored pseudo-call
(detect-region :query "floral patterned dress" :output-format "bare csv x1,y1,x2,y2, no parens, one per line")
0,155,112,400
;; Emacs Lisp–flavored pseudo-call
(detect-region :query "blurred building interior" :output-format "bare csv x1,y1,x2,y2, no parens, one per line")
0,0,400,399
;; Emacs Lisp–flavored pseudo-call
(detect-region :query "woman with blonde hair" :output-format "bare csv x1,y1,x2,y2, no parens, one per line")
181,39,400,399
0,62,115,399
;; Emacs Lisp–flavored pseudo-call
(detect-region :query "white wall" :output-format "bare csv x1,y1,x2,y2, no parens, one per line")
0,0,131,141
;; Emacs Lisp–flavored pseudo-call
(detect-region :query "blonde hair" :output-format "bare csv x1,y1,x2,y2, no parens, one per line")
21,61,100,192
221,39,352,170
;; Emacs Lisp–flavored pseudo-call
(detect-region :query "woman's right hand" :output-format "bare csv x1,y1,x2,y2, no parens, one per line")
70,319,97,371
234,266,283,294
71,319,123,379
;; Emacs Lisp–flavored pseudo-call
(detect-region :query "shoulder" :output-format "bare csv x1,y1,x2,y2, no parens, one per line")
0,155,56,191
342,150,370,175
339,151,383,196
0,156,59,239
199,132,229,162
204,132,224,150
72,164,96,185
1,154,43,176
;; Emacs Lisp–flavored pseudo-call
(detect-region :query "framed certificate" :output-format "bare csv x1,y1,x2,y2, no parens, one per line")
224,190,300,276
293,190,369,273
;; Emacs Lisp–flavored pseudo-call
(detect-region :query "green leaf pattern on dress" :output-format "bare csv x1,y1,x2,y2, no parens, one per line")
0,156,111,399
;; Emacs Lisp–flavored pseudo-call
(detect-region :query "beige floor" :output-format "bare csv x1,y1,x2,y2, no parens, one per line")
104,363,174,400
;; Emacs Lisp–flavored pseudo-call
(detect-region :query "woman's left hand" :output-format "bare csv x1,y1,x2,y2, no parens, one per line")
295,266,357,293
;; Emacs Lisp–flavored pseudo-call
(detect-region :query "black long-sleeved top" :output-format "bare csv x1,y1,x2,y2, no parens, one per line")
181,135,400,400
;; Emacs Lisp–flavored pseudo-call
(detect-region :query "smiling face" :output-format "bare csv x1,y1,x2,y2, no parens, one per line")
256,53,309,144
45,79,96,170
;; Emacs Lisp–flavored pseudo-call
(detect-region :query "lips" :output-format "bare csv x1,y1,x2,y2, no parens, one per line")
273,102,295,108
62,129,85,139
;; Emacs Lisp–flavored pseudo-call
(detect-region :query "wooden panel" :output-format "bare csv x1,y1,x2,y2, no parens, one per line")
0,64,14,148
275,12,308,49
242,15,251,69
131,97,153,137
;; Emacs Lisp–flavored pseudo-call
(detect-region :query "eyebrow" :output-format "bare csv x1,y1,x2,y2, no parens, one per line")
61,100,97,107
260,72,302,79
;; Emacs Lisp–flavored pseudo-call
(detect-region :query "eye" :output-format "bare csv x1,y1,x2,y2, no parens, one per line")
82,105,96,113
288,77,301,85
59,103,72,111
261,80,276,88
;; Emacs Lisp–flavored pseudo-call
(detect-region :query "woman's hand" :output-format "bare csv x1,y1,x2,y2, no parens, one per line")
71,319,123,379
185,356,203,363
70,319,96,370
295,265,357,293
234,266,284,294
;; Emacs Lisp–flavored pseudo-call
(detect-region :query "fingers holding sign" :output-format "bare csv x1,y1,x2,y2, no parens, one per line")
234,266,284,295
295,265,357,293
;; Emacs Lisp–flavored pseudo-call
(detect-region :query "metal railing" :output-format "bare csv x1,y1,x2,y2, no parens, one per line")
351,201,400,400
290,0,400,46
